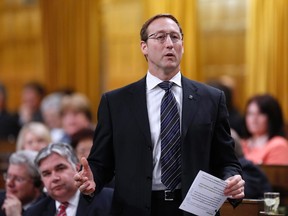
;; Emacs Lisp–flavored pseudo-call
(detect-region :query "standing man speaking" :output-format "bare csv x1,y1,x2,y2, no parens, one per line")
75,14,245,216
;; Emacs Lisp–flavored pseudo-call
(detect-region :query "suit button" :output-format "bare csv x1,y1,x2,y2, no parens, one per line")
147,145,152,151
147,176,152,181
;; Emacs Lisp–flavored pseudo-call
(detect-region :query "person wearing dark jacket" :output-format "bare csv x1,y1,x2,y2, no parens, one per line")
0,150,45,216
24,143,112,216
74,14,245,216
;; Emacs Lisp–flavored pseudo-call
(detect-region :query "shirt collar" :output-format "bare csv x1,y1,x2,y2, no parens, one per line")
146,71,182,91
55,189,80,210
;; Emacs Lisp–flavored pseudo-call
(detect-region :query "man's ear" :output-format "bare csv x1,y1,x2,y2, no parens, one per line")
140,41,148,55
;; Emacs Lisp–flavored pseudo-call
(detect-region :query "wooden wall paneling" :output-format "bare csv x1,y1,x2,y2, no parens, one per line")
0,1,44,111
40,0,101,122
101,0,146,91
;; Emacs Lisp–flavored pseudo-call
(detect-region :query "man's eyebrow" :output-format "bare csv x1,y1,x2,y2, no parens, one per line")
55,163,68,168
41,163,68,172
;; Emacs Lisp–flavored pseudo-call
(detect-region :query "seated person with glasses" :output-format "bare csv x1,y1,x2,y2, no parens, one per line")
0,150,45,216
24,143,113,216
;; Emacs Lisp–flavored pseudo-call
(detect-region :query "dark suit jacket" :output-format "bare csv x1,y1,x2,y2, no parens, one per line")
88,76,242,216
24,187,113,216
0,191,46,216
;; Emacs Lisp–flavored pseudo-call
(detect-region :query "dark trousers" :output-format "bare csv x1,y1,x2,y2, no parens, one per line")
151,190,183,216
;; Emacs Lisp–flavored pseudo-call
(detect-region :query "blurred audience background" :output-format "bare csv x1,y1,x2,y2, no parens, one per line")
0,1,287,210
241,94,288,165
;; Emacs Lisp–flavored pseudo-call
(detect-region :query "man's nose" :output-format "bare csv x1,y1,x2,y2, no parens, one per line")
51,172,60,181
163,35,174,48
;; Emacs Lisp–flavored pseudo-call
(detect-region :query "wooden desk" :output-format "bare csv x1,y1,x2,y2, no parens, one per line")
259,211,284,216
259,165,288,207
220,199,264,216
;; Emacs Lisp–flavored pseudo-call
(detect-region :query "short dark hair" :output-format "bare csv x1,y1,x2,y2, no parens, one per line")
140,13,183,42
23,81,46,98
70,128,94,149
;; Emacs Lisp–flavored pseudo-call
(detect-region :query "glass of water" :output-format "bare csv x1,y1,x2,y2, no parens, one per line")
264,192,280,214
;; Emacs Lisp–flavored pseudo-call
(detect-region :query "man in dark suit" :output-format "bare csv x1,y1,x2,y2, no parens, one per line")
74,14,245,216
24,143,112,216
0,150,45,216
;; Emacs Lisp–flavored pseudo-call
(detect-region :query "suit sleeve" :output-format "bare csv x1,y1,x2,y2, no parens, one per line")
88,94,115,193
210,91,242,180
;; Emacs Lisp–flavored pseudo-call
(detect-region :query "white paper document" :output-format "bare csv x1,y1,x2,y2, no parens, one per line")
179,170,228,216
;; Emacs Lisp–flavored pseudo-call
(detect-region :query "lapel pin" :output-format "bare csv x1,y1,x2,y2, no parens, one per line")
188,95,193,100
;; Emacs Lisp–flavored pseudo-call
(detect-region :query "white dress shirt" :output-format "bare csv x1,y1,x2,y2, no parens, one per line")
55,190,80,216
146,71,183,190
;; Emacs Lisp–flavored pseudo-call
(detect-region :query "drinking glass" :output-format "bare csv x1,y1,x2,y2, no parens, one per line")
264,192,280,214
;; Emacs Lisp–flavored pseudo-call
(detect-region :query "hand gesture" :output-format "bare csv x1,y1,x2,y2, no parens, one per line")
74,157,96,195
1,193,22,216
224,174,245,199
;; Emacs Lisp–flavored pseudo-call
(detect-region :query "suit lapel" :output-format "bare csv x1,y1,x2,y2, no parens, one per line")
181,77,200,140
76,196,88,216
123,76,200,147
127,77,152,146
42,198,56,216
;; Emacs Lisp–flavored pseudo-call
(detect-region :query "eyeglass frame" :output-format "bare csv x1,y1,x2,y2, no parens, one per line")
146,31,184,43
3,172,32,184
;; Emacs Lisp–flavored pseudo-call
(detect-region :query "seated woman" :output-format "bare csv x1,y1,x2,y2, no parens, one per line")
16,122,51,152
59,93,94,144
241,94,288,165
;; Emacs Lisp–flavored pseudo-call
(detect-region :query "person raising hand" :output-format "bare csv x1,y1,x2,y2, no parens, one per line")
74,157,95,195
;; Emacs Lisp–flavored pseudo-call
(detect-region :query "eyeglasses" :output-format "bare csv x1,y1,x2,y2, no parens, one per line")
147,32,183,43
3,173,31,184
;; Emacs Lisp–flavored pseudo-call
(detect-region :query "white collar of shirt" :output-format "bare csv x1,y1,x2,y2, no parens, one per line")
55,189,80,216
146,71,182,90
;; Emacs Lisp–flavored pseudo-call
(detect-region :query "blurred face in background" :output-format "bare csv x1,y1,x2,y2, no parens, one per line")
22,131,50,152
61,110,90,136
42,108,62,129
5,164,38,205
245,102,268,137
21,88,41,112
75,138,93,160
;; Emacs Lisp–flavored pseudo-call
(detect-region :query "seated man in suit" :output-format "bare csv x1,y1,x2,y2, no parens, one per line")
24,142,112,216
0,150,45,216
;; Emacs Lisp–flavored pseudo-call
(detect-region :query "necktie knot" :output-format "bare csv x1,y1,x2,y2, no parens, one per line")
57,202,69,216
158,81,173,92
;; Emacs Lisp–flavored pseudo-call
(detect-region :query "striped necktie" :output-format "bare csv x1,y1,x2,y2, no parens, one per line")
158,81,181,191
57,202,69,216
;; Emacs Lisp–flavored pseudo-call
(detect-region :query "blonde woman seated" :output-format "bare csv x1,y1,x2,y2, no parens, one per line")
16,122,51,152
241,94,288,165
